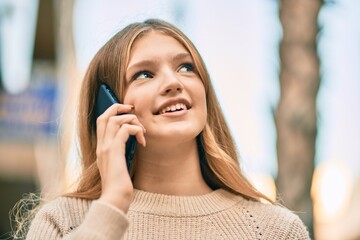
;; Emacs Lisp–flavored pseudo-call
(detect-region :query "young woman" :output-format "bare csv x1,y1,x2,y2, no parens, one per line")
24,19,310,239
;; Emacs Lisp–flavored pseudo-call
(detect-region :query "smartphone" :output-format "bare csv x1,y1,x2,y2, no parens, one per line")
94,83,136,171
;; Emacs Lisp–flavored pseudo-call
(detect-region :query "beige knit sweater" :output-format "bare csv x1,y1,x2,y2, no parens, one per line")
26,189,310,239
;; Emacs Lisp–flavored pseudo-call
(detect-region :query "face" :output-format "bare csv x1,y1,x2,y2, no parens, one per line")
123,31,207,146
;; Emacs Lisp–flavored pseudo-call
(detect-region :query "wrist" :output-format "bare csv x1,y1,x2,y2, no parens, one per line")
99,191,133,213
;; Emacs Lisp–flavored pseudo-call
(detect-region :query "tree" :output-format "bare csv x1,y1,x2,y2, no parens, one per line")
276,0,323,237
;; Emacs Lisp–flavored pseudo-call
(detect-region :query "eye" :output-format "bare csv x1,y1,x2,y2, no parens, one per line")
178,63,194,73
133,71,153,80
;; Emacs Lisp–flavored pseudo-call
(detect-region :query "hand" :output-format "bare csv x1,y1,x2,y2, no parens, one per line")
96,104,146,213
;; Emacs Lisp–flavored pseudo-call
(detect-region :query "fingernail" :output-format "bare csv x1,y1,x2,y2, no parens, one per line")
142,138,146,147
127,105,134,109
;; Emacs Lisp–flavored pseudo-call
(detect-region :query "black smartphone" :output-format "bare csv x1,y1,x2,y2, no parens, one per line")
94,83,136,171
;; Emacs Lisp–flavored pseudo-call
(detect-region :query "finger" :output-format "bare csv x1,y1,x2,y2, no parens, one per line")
96,104,133,145
99,103,134,123
115,124,146,147
104,114,146,139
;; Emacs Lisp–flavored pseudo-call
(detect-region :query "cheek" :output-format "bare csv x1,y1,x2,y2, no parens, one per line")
123,88,152,120
123,85,146,106
122,85,133,105
201,97,208,123
195,83,207,108
192,85,207,122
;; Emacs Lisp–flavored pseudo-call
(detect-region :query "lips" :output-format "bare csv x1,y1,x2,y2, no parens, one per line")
156,98,191,115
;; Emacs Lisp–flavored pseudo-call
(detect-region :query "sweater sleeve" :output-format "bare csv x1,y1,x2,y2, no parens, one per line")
26,200,129,240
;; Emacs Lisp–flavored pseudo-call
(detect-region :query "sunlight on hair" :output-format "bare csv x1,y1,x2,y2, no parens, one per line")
10,192,41,239
311,160,352,223
247,172,277,203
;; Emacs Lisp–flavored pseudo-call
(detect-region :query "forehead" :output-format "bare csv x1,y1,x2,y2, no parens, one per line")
129,31,189,61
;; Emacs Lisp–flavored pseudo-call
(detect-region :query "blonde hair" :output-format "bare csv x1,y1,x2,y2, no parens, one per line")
68,19,272,203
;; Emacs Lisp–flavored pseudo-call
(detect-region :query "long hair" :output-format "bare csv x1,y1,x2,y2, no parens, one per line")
68,19,272,203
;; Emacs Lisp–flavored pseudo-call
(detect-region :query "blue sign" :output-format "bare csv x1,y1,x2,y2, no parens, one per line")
0,82,58,141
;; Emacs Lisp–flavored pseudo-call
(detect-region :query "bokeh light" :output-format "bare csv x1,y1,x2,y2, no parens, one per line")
312,160,353,222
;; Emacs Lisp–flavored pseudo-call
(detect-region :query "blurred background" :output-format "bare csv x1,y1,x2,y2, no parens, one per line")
0,0,359,239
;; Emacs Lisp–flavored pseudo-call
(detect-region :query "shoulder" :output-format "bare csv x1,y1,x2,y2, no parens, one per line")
30,196,92,234
223,191,310,239
27,196,129,239
39,196,92,219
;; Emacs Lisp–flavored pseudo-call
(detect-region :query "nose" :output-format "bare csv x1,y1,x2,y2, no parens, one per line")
160,72,184,95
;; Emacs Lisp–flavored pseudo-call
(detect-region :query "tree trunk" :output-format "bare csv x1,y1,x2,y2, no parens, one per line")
276,0,322,238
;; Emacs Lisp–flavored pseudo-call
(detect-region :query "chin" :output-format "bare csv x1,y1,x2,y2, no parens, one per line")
153,129,201,143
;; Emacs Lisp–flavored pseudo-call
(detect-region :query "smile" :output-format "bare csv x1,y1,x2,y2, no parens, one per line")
159,103,187,114
156,98,192,115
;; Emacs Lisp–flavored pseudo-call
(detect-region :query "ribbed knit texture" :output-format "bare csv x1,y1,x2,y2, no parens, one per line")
26,189,310,239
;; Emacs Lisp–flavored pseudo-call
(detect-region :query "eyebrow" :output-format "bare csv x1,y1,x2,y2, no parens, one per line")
126,52,192,76
172,52,192,62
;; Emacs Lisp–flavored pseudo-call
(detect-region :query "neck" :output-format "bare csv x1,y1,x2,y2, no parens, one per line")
132,140,212,196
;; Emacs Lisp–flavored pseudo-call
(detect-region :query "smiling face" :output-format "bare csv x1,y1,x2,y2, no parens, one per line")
123,31,207,146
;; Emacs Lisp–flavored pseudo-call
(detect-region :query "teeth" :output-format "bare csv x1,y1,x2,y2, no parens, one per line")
182,103,187,110
160,103,187,114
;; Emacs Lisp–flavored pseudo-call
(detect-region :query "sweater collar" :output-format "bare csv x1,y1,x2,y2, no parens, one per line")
129,188,244,217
